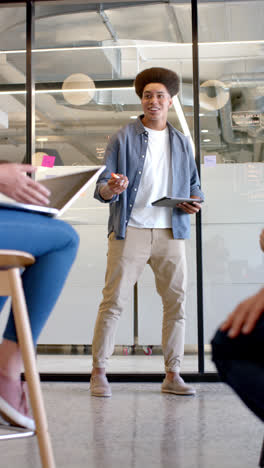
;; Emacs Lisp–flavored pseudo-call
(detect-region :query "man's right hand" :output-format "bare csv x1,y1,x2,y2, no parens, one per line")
0,163,50,205
220,287,264,338
100,173,129,200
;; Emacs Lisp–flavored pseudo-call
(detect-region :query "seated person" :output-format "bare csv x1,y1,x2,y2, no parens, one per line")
211,229,264,422
0,163,79,429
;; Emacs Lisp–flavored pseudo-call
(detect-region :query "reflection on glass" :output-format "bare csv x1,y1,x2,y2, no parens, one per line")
0,6,26,164
198,1,264,371
0,1,204,370
33,1,198,367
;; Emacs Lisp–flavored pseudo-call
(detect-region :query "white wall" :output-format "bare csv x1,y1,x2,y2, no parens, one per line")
138,163,264,345
1,163,263,347
38,171,134,345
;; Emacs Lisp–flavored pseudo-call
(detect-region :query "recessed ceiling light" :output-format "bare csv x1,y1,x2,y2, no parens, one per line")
2,40,264,56
201,129,209,133
130,115,138,119
203,139,211,142
36,137,48,142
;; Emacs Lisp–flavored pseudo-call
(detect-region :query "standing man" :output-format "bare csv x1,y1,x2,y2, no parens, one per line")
90,67,203,397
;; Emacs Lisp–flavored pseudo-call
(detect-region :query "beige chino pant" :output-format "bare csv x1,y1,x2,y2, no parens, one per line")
92,226,187,373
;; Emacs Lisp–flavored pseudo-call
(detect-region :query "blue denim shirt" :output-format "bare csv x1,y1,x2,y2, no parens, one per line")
94,116,204,239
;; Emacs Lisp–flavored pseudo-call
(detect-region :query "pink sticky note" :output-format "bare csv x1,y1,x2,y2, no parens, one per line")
41,154,56,168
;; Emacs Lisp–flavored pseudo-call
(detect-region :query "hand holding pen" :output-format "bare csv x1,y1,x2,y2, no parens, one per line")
108,173,129,194
99,172,129,201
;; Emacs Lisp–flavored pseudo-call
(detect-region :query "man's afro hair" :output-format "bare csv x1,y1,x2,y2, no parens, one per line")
134,67,180,98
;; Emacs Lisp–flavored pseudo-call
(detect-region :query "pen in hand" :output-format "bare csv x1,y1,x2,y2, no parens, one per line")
111,172,124,186
111,172,120,179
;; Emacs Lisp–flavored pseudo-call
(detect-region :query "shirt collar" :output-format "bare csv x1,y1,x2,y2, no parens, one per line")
134,115,147,135
134,115,174,136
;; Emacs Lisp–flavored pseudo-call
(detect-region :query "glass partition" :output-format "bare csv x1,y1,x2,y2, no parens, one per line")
0,4,26,165
1,0,263,376
198,0,264,370
30,0,197,373
0,2,26,342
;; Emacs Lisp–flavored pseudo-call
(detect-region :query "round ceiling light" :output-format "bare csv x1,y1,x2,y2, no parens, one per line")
199,79,229,111
62,73,96,106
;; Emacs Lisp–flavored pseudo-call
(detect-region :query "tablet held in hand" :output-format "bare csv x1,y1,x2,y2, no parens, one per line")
152,196,204,208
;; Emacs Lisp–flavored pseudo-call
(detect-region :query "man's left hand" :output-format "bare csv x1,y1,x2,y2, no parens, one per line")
177,197,202,214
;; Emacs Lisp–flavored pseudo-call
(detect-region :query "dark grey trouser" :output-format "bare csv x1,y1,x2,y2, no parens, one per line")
211,315,264,422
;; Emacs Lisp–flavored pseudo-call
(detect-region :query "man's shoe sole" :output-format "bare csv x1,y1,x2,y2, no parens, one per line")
161,388,196,396
90,391,112,397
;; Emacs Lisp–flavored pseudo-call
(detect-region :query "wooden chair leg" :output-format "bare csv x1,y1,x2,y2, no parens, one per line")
9,268,56,468
259,438,264,467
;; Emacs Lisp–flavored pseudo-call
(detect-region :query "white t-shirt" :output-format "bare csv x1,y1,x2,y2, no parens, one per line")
128,126,172,229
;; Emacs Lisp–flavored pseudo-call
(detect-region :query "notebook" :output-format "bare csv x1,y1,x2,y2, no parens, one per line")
0,166,105,217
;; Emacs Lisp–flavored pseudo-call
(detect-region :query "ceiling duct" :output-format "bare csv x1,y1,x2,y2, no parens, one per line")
219,99,252,145
220,73,264,89
218,73,264,146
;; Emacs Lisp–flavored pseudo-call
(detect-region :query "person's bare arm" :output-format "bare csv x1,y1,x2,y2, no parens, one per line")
220,287,264,338
260,229,264,252
0,163,50,205
220,227,264,338
99,173,129,201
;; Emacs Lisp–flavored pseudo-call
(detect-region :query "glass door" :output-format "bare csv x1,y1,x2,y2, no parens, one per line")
198,0,264,371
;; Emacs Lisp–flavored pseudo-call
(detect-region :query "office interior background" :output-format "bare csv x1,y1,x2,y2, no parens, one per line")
0,0,263,378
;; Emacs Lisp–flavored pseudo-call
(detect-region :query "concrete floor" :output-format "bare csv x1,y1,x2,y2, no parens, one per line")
0,382,262,468
35,353,215,374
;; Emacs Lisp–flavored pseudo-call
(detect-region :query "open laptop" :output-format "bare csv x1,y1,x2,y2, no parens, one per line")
0,166,105,217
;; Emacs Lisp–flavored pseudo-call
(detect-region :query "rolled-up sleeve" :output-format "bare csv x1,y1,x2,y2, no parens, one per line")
186,137,204,200
94,136,120,204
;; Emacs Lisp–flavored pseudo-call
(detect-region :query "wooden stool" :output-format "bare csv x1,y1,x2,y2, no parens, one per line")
0,250,55,468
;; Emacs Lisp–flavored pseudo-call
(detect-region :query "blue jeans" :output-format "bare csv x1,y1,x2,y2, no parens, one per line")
211,315,264,422
0,209,79,345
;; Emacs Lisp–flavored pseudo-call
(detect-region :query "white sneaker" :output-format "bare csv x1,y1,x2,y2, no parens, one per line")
90,374,112,397
161,375,196,396
0,374,35,430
